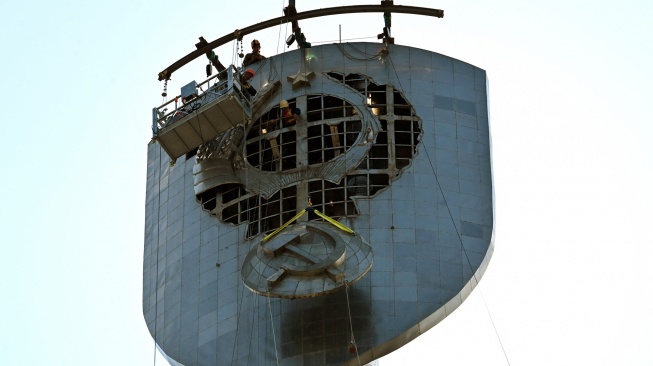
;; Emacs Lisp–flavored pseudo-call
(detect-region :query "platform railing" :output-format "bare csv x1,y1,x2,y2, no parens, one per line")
152,65,252,137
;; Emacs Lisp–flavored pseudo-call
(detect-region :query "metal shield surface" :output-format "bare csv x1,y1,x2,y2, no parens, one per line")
143,43,493,366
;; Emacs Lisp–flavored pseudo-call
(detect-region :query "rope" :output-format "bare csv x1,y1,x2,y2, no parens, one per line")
230,275,247,365
232,39,238,70
267,291,281,366
312,36,378,46
336,43,381,61
193,102,203,142
152,143,164,366
276,0,285,56
385,52,512,366
422,141,511,365
257,2,284,84
348,42,383,58
344,280,362,366
245,285,258,365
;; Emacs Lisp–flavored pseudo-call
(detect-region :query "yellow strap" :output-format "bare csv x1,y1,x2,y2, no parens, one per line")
314,210,355,234
261,209,306,243
261,207,355,243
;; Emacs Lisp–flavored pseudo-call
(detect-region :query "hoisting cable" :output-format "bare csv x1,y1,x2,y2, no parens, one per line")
344,280,362,366
276,0,286,55
230,271,243,364
312,36,377,46
266,291,281,366
261,0,286,83
246,286,260,365
336,43,382,61
233,39,238,69
152,142,163,366
384,52,512,366
423,141,512,366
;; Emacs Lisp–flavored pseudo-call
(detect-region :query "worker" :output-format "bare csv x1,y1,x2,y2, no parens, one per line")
241,68,257,97
279,100,300,126
243,39,266,67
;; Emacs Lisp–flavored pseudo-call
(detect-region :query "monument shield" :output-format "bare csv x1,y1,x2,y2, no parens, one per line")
144,42,493,366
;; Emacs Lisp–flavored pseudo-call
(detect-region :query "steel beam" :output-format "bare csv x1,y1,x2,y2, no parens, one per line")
158,5,443,80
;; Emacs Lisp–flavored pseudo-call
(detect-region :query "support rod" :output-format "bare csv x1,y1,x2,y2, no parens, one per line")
158,5,443,80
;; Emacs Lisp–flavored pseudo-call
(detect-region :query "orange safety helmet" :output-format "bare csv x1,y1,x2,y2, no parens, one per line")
244,68,255,77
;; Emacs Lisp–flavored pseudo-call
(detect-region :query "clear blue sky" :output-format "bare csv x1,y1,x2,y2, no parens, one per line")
1,1,652,365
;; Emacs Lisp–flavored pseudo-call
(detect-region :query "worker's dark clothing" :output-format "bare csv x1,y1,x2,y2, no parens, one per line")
243,52,266,67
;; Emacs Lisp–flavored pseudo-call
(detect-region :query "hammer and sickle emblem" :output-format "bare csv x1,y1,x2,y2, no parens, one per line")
241,221,373,299
262,226,347,287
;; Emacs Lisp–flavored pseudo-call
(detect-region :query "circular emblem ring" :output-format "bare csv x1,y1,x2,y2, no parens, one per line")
241,221,373,298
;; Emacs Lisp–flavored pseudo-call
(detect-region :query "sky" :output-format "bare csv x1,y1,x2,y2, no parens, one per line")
1,0,652,365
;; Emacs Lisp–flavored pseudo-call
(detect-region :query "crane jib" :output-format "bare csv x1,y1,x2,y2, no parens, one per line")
157,4,444,81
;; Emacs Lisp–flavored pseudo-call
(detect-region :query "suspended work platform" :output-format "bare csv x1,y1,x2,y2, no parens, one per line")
152,66,252,162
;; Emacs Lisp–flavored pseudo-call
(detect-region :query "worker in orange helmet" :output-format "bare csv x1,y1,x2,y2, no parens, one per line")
241,68,257,97
243,39,266,67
